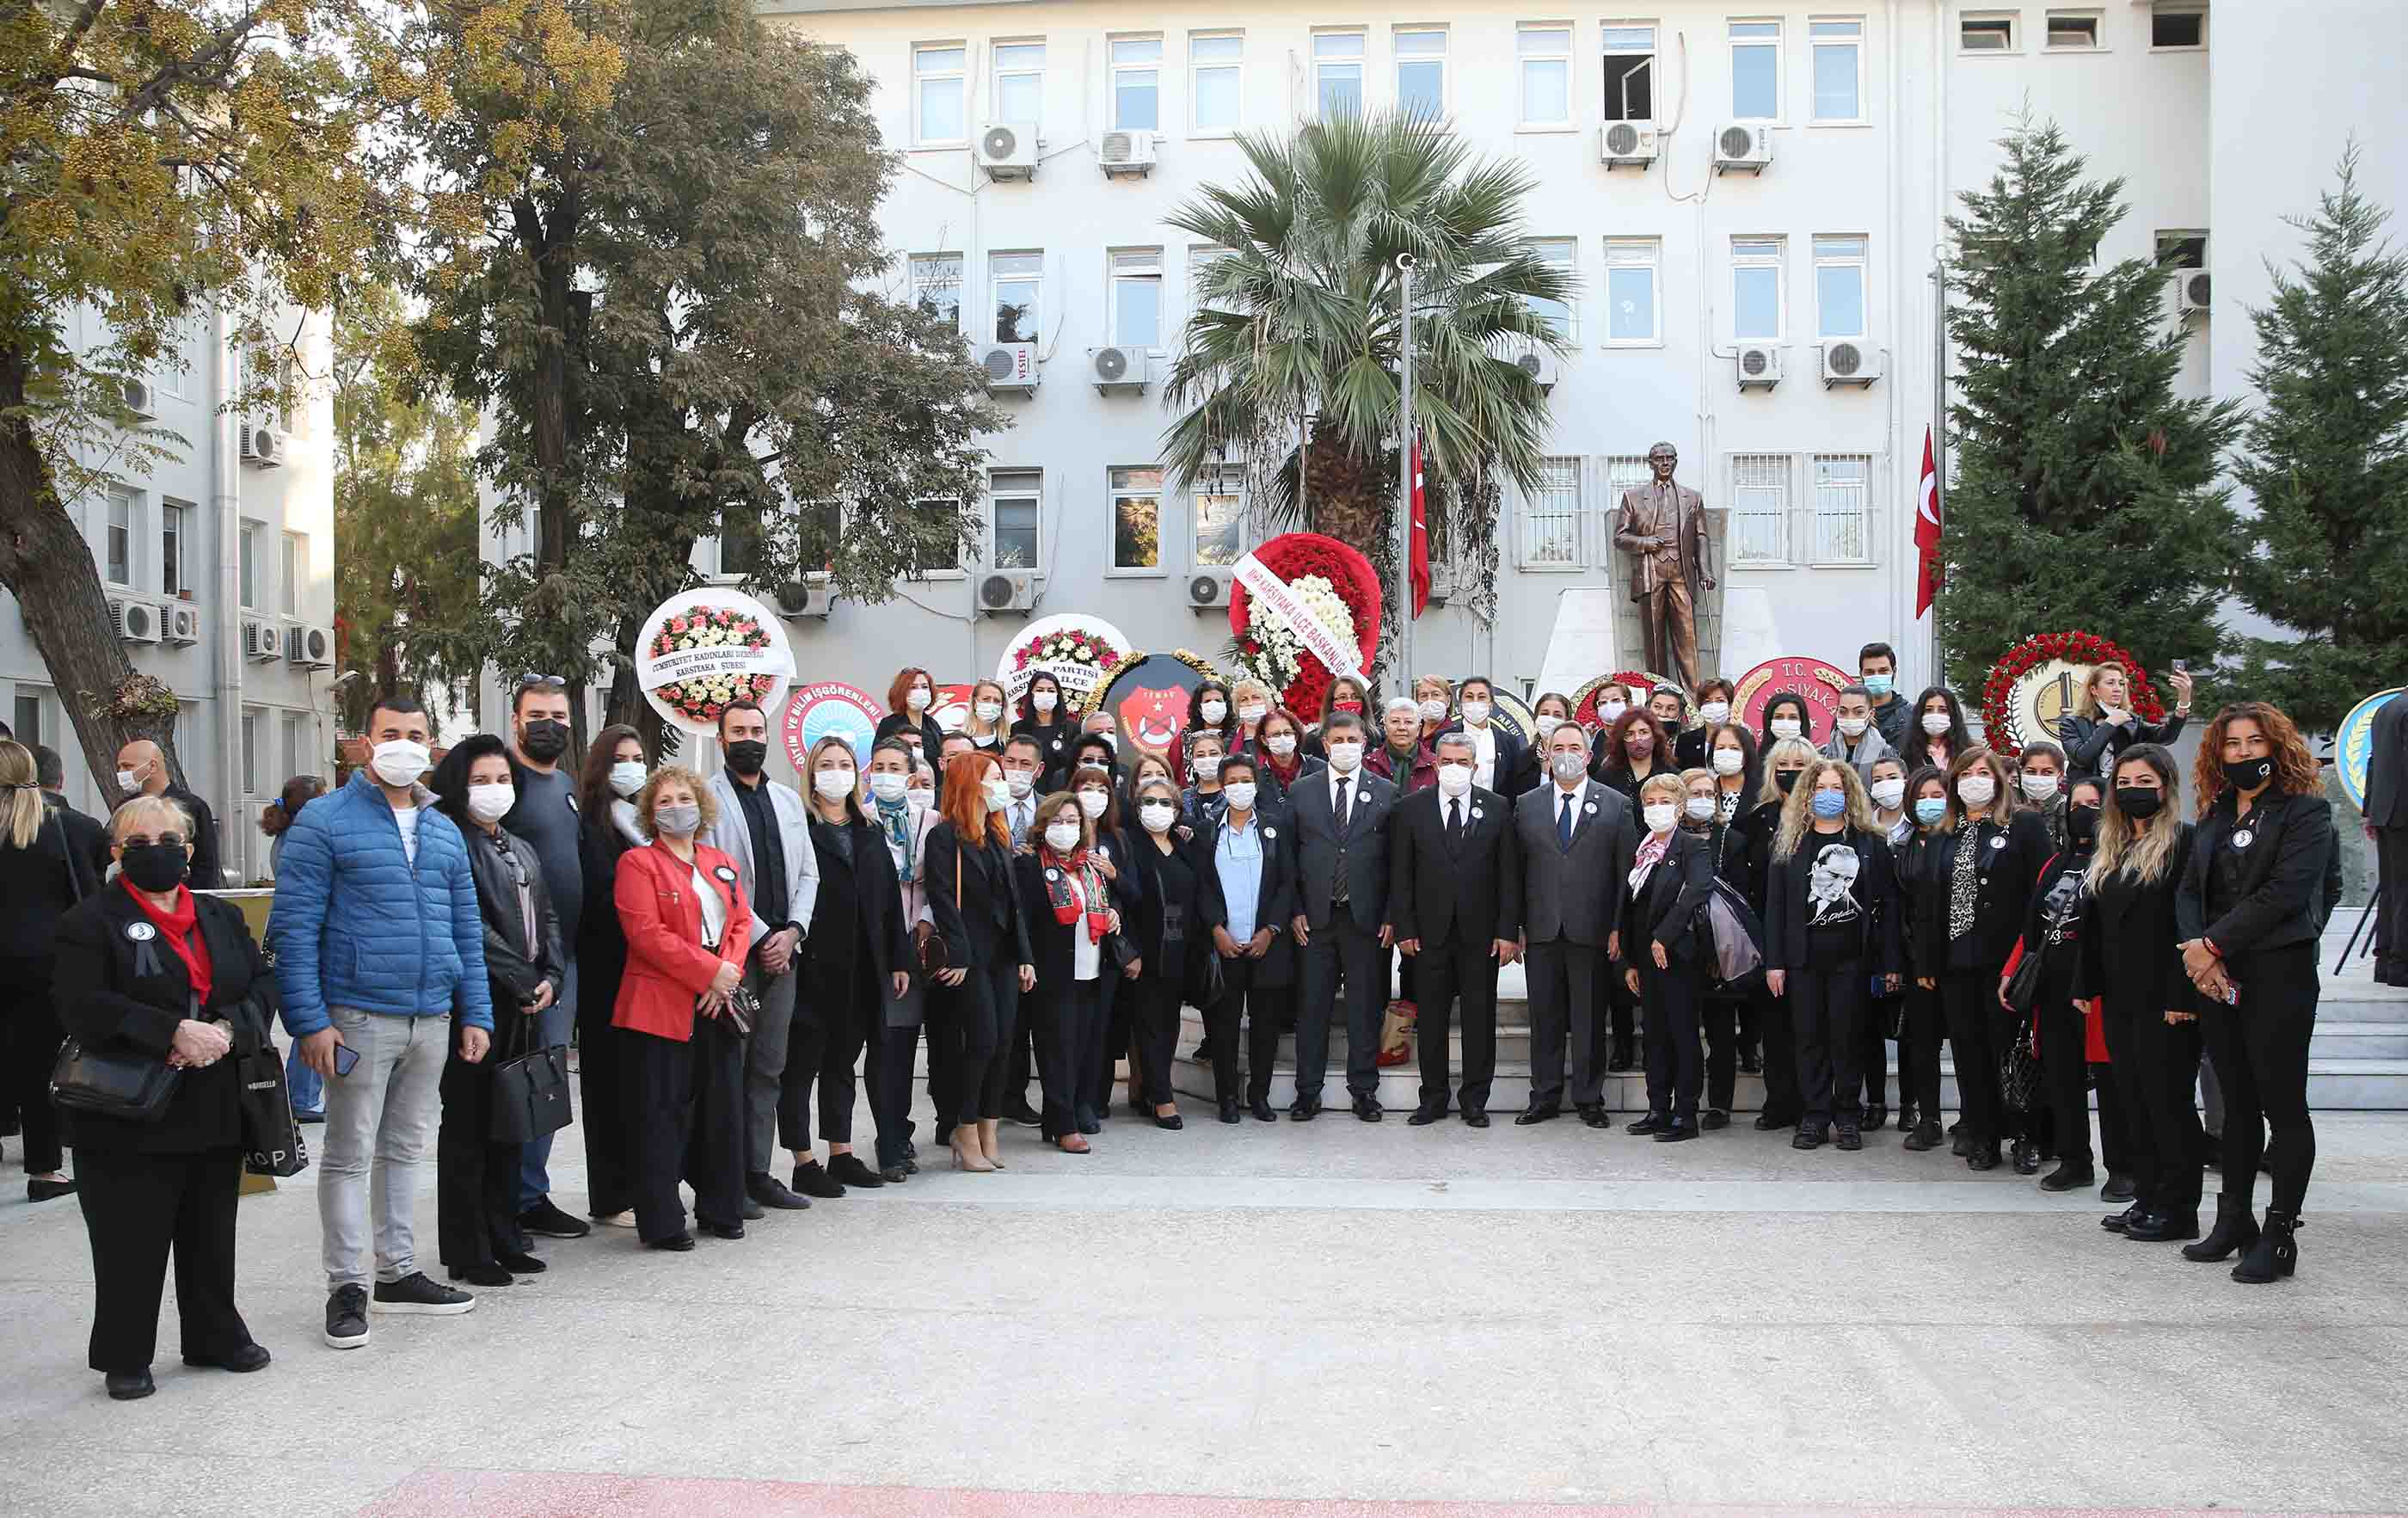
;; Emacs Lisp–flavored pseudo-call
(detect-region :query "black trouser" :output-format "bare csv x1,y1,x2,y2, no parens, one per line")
630,1025,745,1244
1129,974,1184,1109
951,955,1022,1126
1701,993,1740,1112
2206,942,2319,1216
1413,935,1501,1114
1089,971,1132,1117
1750,981,1801,1124
1636,952,1705,1122
1899,980,1944,1125
1942,966,2011,1147
1005,999,1039,1110
924,979,961,1142
2094,1060,2134,1175
2104,997,2205,1214
1524,937,1600,1109
574,973,636,1218
1034,976,1106,1137
1791,956,1866,1128
1,956,63,1175
866,1019,921,1170
1609,970,1637,1054
2038,996,2095,1169
2375,824,2408,986
436,1049,528,1269
778,975,869,1152
74,1146,247,1372
1295,913,1383,1101
1202,956,1287,1106
1859,987,1898,1110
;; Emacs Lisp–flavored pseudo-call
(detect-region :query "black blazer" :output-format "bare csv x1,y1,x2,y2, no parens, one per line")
1514,779,1635,947
2077,824,2195,1017
2368,696,2408,829
1287,767,1395,932
1010,714,1083,793
462,822,564,1014
1914,810,2052,973
1250,754,1326,824
805,815,913,998
1433,721,1530,808
0,807,101,961
925,821,1032,970
2058,710,2187,780
1625,829,1717,962
1115,827,1209,985
164,784,224,889
1013,850,1127,995
52,887,275,1153
1761,825,1903,975
1673,727,1710,772
2176,790,2340,957
1388,784,1521,948
1724,798,1784,910
1195,811,1299,988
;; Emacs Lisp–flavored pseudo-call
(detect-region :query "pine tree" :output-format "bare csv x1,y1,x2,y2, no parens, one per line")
1939,118,2244,693
2228,145,2408,733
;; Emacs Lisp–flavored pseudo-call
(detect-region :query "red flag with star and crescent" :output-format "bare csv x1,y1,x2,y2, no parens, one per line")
1914,426,1943,618
1409,429,1430,618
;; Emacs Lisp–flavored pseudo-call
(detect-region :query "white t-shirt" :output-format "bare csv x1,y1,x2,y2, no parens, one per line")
693,864,728,949
1467,722,1497,790
1066,873,1100,982
391,805,421,865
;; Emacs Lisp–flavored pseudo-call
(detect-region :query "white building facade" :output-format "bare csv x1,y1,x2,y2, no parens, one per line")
8,307,341,884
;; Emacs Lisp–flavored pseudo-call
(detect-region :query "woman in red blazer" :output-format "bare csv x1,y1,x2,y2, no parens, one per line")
613,765,754,1251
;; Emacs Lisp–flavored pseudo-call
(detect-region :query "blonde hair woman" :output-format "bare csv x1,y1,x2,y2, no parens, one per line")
0,739,97,1201
1932,747,2052,1173
1618,772,1717,1141
1230,678,1277,758
1727,735,1819,1130
962,679,1011,752
2060,661,2193,781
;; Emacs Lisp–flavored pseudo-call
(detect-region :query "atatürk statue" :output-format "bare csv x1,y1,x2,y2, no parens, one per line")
1612,440,1715,693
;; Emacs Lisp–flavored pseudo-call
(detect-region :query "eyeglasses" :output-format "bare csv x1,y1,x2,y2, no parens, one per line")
517,673,567,691
122,833,186,850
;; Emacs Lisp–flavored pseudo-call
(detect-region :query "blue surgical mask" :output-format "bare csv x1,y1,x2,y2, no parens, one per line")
1914,797,1948,827
1810,790,1847,820
1864,673,1894,698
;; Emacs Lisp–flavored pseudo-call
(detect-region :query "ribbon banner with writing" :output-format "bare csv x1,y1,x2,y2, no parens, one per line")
1233,550,1364,686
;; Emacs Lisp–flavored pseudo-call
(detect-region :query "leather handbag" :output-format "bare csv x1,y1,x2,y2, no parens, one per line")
51,1036,180,1122
917,841,961,975
491,1043,573,1144
236,1038,309,1177
2002,943,2048,1017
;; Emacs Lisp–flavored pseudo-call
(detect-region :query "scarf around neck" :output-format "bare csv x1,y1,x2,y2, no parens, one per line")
122,876,212,1004
874,795,916,882
1040,844,1110,943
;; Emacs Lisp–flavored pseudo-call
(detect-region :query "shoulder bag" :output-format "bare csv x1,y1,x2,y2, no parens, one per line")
50,855,181,1122
917,841,959,976
491,1032,574,1144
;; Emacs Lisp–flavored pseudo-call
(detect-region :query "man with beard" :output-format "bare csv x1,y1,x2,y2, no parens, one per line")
502,676,593,1240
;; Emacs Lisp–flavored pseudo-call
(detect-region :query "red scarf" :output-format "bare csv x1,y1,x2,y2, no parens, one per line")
122,876,212,1005
1040,845,1111,943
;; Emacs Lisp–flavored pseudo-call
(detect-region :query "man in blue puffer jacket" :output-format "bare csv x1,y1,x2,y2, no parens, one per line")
270,692,494,1350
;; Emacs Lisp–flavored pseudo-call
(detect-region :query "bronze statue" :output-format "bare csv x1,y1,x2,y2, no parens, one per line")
1612,441,1714,693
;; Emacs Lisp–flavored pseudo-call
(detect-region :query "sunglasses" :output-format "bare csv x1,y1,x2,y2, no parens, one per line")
517,673,567,691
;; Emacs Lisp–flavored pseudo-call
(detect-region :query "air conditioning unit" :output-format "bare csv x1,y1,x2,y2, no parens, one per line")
1712,123,1773,174
1185,569,1232,610
239,422,285,468
976,122,1036,181
979,341,1040,395
978,571,1037,615
1426,562,1458,607
1096,132,1156,177
772,576,833,619
1599,120,1661,169
1735,343,1783,390
163,603,201,645
120,378,156,420
111,597,163,645
286,622,334,667
1090,346,1147,394
1510,347,1559,391
243,618,282,661
1820,340,1882,388
2171,269,2210,317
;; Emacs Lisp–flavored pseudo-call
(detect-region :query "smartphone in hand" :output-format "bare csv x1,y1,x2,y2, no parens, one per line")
332,1042,362,1078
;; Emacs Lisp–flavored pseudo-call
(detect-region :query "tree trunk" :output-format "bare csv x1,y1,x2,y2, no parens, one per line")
513,190,588,748
0,353,184,796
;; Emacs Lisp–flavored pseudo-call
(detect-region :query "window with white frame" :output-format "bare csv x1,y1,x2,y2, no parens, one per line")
989,469,1041,568
1111,36,1162,131
12,690,43,750
992,41,1044,123
1604,453,1654,505
1601,23,1656,121
2150,4,2204,49
282,710,308,787
912,44,966,144
1814,235,1868,339
1109,249,1163,348
1188,244,1236,317
238,519,262,608
1109,467,1164,573
280,531,304,615
1395,28,1447,118
1729,454,1790,562
2155,230,2208,269
1190,33,1243,132
907,503,961,575
1517,26,1573,126
910,253,962,330
151,329,189,399
1731,237,1784,341
241,707,263,796
1517,457,1582,569
1313,33,1365,119
715,507,762,578
1811,454,1873,562
1729,20,1781,120
1810,19,1863,120
991,252,1042,344
2045,10,2101,48
160,500,189,598
1960,12,2016,51
1604,239,1661,345
1526,238,1576,338
1194,473,1245,567
104,485,136,586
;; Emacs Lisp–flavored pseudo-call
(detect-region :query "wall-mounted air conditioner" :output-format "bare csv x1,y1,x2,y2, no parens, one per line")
1735,343,1783,390
110,597,162,645
120,378,156,420
1090,346,1147,394
1097,132,1156,177
243,618,282,661
772,576,833,620
1820,340,1881,388
1185,570,1232,611
239,422,286,468
980,342,1040,395
1712,124,1773,174
2171,269,2210,317
1511,347,1559,391
1599,121,1660,169
977,123,1036,181
978,572,1037,614
286,622,334,668
163,603,201,645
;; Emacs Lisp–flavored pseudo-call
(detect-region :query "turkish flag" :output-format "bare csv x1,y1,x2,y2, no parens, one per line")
1914,426,1943,618
1408,430,1430,618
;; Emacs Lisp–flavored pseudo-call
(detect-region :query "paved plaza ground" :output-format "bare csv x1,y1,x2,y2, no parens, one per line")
3,1085,2405,1518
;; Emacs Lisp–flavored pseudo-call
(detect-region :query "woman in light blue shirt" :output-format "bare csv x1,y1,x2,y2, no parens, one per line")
1195,754,1299,1124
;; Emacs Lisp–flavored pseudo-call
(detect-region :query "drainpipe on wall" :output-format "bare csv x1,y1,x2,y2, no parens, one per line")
210,307,244,882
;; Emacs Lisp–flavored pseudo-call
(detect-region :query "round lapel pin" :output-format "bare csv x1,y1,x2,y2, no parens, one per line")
126,921,157,942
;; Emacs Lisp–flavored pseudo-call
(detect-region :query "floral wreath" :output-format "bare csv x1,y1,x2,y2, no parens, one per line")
1226,532,1383,717
648,603,778,727
1091,647,1220,696
1981,629,2164,757
1009,626,1122,680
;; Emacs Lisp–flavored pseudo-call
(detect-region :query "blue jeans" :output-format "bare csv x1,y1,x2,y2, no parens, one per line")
517,959,576,1210
287,1039,324,1115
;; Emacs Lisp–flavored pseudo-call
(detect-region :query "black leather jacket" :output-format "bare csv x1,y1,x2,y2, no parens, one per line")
462,822,565,1012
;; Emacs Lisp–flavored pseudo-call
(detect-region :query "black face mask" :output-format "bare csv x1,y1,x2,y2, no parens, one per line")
2223,755,2275,795
725,739,769,777
1776,770,1801,794
519,719,569,762
2066,805,2101,848
2115,787,2164,820
120,842,187,893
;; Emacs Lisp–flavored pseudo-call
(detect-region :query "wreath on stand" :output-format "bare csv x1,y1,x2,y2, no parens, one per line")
1981,630,2165,757
1225,532,1384,718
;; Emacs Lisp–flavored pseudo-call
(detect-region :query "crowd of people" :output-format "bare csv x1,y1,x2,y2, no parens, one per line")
0,642,2349,1402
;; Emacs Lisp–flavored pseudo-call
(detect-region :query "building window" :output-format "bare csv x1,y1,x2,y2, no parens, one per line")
990,470,1041,569
1961,13,2017,51
241,707,263,797
1109,248,1163,348
1729,454,1790,563
2045,10,2102,48
2150,5,2204,48
12,691,41,748
159,500,189,597
913,44,967,144
1810,19,1863,120
910,253,962,330
1729,20,1781,120
1190,33,1243,132
280,710,306,787
1814,235,1868,339
1517,457,1582,569
1732,237,1784,341
1194,474,1245,567
104,486,135,586
716,507,762,578
1605,238,1662,345
991,252,1042,344
1109,467,1164,573
1811,454,1872,562
1110,36,1162,132
1313,32,1364,119
1517,26,1572,126
1601,24,1656,122
280,531,304,616
2155,230,2208,269
992,41,1044,123
1395,28,1447,119
1526,238,1576,338
1604,453,1654,506
907,502,961,576
238,519,262,608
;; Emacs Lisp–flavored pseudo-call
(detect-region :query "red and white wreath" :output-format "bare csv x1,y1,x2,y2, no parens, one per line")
1226,532,1383,717
1981,629,2165,757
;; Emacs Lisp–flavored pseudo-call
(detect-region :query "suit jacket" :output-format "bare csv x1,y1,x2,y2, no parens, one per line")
1388,784,1521,948
925,820,1034,970
164,783,224,889
803,814,913,998
611,841,754,1042
1625,828,1717,962
1434,720,1531,804
1909,811,2052,974
1760,825,1903,974
1612,479,1711,600
1195,810,1299,988
2367,695,2408,829
704,772,821,944
1514,778,1636,948
1014,851,1117,998
2058,710,2188,781
1672,727,1710,772
2078,824,2197,1017
460,822,565,1012
1287,765,1395,933
1115,827,1208,986
2176,790,2340,956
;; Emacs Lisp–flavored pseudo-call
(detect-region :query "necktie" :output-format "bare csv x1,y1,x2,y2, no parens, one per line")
1336,779,1351,833
1558,790,1574,849
1447,797,1463,844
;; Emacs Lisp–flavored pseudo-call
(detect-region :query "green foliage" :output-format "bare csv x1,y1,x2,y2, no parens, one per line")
2227,146,2408,732
1938,117,2243,694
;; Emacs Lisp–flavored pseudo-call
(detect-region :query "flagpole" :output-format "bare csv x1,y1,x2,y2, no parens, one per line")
1394,253,1416,693
1927,249,1949,685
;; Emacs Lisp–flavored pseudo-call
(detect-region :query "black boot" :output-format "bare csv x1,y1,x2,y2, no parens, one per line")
2182,1195,2261,1263
2122,1208,2201,1243
2230,1210,2300,1283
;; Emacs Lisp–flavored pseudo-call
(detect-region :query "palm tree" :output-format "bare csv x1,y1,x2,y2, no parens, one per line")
1161,109,1571,567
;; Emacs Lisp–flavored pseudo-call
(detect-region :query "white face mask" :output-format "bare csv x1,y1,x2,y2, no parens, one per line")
1435,762,1473,796
610,760,648,798
1139,801,1177,833
1238,701,1267,726
371,740,431,789
1958,774,1997,808
1043,820,1084,852
1265,734,1298,758
868,771,908,802
1551,751,1588,783
1698,701,1730,726
1922,711,1953,737
1684,795,1717,822
1711,747,1746,776
906,687,932,711
1032,691,1058,713
1769,717,1802,741
1325,741,1362,774
1199,699,1227,725
114,764,144,793
1643,802,1679,834
1076,789,1109,818
1004,769,1035,799
814,768,857,801
906,787,936,809
1534,716,1563,741
1600,701,1627,723
981,777,1012,811
975,700,1003,722
1837,716,1870,739
2020,771,2061,802
1222,782,1256,812
1191,758,1219,782
1418,698,1448,723
1870,777,1907,811
465,783,516,824
1460,700,1491,725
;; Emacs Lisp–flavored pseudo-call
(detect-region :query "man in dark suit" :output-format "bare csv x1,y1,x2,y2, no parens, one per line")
1391,732,1522,1126
1514,720,1636,1127
1286,711,1395,1122
35,744,109,881
114,739,222,888
2368,691,2408,986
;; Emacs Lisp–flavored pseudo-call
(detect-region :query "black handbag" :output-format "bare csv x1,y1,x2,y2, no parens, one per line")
2002,944,2048,1017
236,1039,309,1177
491,1042,573,1144
51,1036,180,1122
